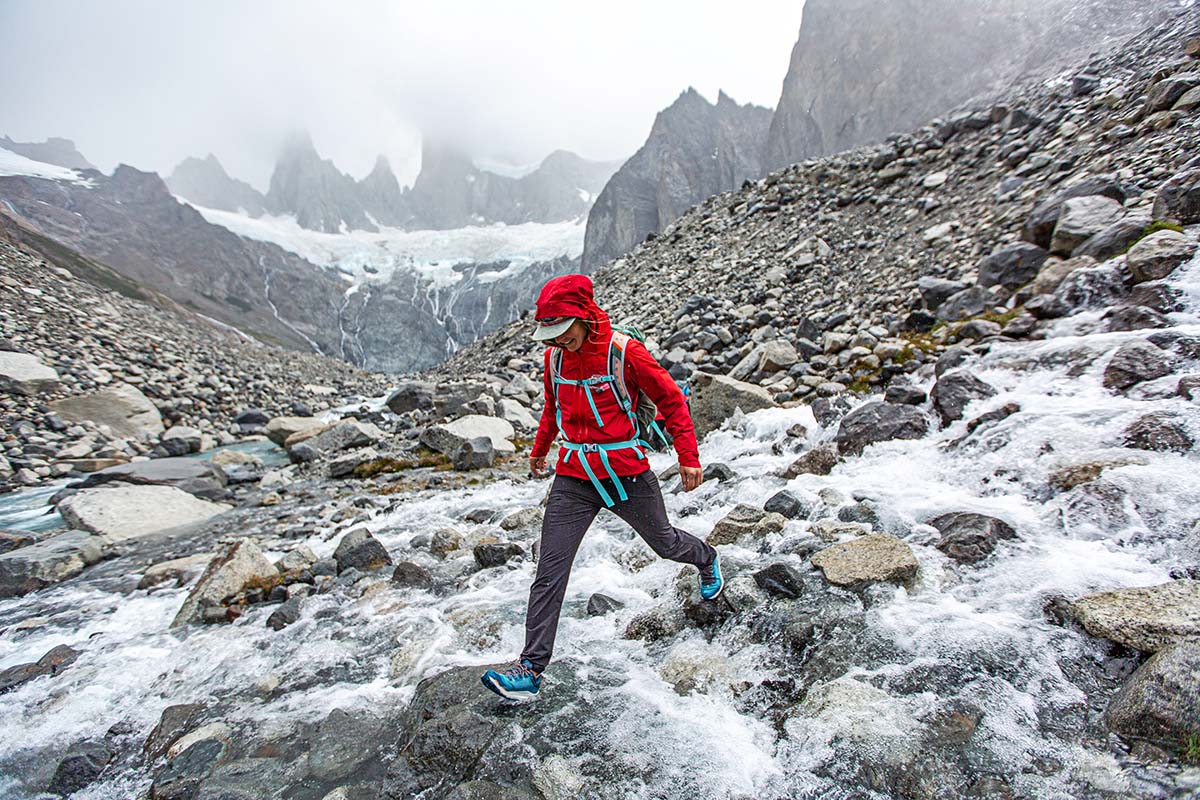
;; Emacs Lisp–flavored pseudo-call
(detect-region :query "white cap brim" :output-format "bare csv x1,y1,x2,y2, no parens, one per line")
532,317,575,342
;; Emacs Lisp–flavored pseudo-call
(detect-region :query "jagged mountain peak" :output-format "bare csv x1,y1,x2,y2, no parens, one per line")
167,153,266,217
0,135,96,171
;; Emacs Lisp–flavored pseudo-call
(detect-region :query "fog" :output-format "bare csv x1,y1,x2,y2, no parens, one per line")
0,1,805,189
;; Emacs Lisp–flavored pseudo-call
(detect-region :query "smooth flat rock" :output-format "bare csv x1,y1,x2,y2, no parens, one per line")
421,415,516,455
0,351,60,396
811,533,918,587
265,416,328,446
0,530,105,597
50,382,164,440
73,457,227,501
1071,580,1200,652
58,484,230,544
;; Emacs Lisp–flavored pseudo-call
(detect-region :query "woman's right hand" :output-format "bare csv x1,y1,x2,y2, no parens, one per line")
530,455,548,477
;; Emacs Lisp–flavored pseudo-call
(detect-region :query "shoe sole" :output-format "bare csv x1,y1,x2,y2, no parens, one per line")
481,674,538,701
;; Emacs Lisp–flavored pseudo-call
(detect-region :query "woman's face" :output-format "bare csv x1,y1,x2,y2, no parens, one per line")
552,319,588,352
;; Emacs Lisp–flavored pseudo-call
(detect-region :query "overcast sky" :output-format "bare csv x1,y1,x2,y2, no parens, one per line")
0,1,805,190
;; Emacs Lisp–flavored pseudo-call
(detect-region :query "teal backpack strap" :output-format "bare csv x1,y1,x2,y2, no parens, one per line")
608,332,640,437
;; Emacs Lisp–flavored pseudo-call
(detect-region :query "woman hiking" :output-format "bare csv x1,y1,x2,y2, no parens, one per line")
481,274,723,701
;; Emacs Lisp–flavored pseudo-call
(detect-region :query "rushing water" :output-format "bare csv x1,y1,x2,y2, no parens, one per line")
1,246,1199,798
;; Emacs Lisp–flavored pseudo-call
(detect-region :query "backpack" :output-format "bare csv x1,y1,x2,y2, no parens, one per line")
549,324,673,451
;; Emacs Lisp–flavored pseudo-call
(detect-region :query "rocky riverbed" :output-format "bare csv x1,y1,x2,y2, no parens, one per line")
1,7,1199,800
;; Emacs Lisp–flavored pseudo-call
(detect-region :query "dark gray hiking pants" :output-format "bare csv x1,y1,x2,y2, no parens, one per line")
521,469,716,671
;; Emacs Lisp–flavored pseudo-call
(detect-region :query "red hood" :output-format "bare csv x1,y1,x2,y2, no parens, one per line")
536,274,611,354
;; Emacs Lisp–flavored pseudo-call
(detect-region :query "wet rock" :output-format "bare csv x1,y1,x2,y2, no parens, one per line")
149,737,226,800
1103,305,1171,332
328,446,382,478
1104,638,1200,749
753,562,806,598
976,242,1048,290
0,529,37,554
810,395,853,427
811,519,871,542
493,509,541,535
293,420,384,462
586,593,624,616
1123,412,1194,453
706,504,787,546
392,561,433,589
421,415,516,456
1102,340,1174,391
936,286,997,321
963,401,1020,436
835,402,929,457
688,372,776,436
0,351,60,396
143,703,206,760
1049,195,1126,255
811,533,918,587
49,382,164,440
59,484,230,544
46,740,114,797
1126,230,1197,283
72,457,229,501
0,530,105,597
474,542,523,569
139,553,214,590
0,643,81,694
934,346,971,377
172,539,278,627
931,370,997,425
624,606,687,641
430,528,464,558
884,382,927,405
1130,280,1184,313
1153,167,1200,224
764,490,809,519
1179,375,1200,400
1031,255,1096,295
334,528,392,573
1071,580,1200,652
264,595,304,630
929,512,1017,564
702,463,736,483
1048,455,1147,491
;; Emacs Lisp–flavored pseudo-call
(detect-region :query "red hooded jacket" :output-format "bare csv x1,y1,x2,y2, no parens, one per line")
530,274,701,479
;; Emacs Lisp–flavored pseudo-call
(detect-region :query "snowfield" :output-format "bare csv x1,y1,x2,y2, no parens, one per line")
0,148,93,186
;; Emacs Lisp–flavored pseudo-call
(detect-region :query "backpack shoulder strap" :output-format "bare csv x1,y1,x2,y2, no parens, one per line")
549,347,564,383
608,332,634,413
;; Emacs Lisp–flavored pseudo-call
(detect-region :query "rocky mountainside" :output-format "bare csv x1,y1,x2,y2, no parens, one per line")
0,136,94,171
581,89,771,271
246,133,619,234
164,154,267,217
0,164,346,354
764,0,1165,171
0,8,1199,800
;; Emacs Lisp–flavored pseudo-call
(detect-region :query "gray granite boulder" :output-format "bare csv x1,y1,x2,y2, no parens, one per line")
0,351,60,396
688,372,776,437
172,539,278,626
836,402,929,457
50,382,164,439
59,484,230,544
1104,638,1200,748
1071,580,1200,652
0,531,105,597
811,533,918,587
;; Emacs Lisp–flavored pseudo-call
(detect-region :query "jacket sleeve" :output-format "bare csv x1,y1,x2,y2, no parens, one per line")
530,348,559,458
625,340,701,468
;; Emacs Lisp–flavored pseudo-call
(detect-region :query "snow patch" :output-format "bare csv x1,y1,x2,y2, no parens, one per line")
0,148,93,186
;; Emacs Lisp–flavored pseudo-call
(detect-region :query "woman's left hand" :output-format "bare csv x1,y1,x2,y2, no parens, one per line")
680,465,704,492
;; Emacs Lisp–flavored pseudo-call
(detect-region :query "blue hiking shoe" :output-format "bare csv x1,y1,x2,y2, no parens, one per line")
481,659,542,701
699,552,724,600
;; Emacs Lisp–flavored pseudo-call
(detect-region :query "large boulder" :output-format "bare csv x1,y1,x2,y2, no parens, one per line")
291,420,385,461
935,286,997,321
1153,167,1200,224
72,457,228,501
730,339,798,379
835,402,929,457
1104,639,1200,748
172,539,279,626
1022,176,1125,249
1073,214,1151,262
0,531,105,597
497,398,538,431
265,416,328,446
421,415,515,456
1050,196,1126,255
688,372,776,437
783,443,840,477
1102,341,1175,391
452,437,496,470
811,533,918,587
385,381,437,414
976,242,1048,290
929,512,1016,564
328,447,382,478
49,382,164,440
930,371,997,425
58,484,230,544
916,276,967,310
1070,580,1200,652
0,351,60,396
1123,412,1194,453
1125,230,1197,283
